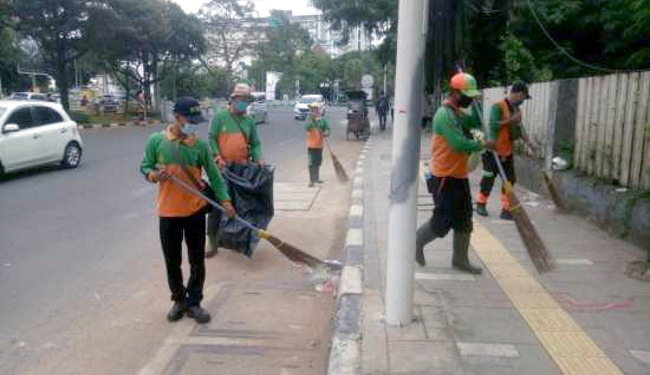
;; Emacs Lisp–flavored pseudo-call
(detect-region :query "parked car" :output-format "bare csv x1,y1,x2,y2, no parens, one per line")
247,92,268,124
0,100,83,176
9,92,48,101
98,95,119,112
294,94,326,120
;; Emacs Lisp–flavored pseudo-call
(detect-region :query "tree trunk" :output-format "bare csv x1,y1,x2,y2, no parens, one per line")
57,44,70,111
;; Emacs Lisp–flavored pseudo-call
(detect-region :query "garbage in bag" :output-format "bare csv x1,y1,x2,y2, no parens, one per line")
216,163,274,257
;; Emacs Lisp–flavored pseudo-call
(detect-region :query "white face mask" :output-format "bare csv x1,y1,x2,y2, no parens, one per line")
181,123,199,135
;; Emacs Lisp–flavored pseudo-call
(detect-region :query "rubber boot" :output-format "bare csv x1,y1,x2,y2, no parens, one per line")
315,166,324,183
451,231,483,274
415,220,437,266
308,166,316,187
205,233,219,258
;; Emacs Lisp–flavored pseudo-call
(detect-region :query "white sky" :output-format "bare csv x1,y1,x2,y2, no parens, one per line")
173,0,319,17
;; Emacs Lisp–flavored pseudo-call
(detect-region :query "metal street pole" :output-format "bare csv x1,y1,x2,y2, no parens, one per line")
385,0,428,326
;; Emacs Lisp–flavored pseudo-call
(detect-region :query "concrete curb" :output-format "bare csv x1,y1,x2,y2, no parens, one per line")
79,121,163,130
327,137,372,375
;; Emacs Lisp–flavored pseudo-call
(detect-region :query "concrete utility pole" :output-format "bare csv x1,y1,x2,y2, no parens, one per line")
385,0,428,325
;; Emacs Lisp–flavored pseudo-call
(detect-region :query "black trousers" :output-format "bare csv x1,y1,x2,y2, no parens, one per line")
426,177,474,237
159,211,206,306
478,153,516,209
378,111,387,129
308,148,323,182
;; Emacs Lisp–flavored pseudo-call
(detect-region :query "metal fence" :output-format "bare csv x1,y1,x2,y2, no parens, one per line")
481,72,650,190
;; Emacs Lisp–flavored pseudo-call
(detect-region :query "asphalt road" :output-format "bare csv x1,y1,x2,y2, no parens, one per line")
0,107,357,374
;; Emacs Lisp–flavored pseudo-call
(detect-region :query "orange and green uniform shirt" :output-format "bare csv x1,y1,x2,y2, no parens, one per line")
209,109,262,162
429,102,484,179
489,99,518,157
303,116,330,149
140,126,230,217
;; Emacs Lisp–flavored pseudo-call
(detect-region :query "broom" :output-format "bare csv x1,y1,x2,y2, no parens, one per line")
166,174,336,270
473,104,555,274
325,139,349,183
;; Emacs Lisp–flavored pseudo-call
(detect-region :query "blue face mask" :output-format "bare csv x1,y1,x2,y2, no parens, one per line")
235,100,248,113
181,123,199,135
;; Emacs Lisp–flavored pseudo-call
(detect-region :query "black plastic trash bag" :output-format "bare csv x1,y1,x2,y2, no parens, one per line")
216,163,274,257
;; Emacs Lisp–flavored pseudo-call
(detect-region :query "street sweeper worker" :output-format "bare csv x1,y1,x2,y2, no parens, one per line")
140,96,236,324
415,72,495,274
304,102,330,187
206,83,264,258
475,81,536,220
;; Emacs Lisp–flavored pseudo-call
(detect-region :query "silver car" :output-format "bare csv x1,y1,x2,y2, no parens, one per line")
247,92,267,124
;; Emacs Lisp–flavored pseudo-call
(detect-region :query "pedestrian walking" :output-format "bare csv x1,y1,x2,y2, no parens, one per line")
376,90,390,131
304,102,330,187
415,72,494,273
206,83,264,258
140,96,236,324
475,81,536,220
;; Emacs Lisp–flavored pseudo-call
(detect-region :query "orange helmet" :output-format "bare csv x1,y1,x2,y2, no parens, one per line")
450,72,480,97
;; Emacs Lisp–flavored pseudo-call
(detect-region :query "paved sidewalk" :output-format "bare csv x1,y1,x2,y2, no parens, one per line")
360,129,650,375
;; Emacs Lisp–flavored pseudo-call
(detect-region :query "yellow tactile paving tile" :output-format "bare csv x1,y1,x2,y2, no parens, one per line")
537,331,606,357
498,277,546,293
519,309,582,332
471,222,624,375
485,263,530,279
555,356,624,375
508,291,563,310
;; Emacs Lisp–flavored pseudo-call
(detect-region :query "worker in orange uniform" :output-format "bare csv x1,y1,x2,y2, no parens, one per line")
304,102,330,187
475,82,535,220
205,83,264,258
415,72,494,273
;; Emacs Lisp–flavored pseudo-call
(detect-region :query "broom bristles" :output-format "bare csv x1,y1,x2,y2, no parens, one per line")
265,233,325,269
507,190,556,274
330,150,350,183
542,171,566,211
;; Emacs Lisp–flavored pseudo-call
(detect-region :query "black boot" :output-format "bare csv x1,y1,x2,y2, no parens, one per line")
167,300,187,322
451,231,483,274
415,220,437,266
187,305,211,324
205,233,219,258
308,166,316,187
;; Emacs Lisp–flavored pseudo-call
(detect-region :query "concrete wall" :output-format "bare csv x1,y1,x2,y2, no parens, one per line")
515,156,650,252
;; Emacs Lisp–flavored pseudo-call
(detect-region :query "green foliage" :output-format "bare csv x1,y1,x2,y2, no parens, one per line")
311,0,397,44
69,111,90,124
160,62,229,100
200,0,259,92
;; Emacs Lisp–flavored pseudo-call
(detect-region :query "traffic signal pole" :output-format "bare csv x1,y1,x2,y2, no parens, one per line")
385,0,428,325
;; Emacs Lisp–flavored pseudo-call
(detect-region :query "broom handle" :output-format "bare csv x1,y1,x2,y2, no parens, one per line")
165,174,263,235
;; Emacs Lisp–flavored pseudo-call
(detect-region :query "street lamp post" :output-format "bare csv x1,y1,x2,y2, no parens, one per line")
385,0,428,326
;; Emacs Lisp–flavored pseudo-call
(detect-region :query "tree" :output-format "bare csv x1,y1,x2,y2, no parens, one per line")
200,0,262,94
0,0,20,96
13,0,107,109
256,10,312,76
312,0,397,45
87,0,206,110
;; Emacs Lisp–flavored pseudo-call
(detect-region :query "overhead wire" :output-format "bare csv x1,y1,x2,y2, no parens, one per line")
525,0,641,73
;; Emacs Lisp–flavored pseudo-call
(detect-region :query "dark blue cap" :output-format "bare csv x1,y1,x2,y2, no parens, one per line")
173,96,206,124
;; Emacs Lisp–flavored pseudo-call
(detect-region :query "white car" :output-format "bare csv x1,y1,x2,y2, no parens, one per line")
247,92,268,124
0,100,83,175
294,94,326,120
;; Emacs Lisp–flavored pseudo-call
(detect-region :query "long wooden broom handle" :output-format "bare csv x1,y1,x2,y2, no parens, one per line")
165,174,269,239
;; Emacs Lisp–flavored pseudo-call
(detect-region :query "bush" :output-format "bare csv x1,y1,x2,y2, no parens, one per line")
70,111,91,124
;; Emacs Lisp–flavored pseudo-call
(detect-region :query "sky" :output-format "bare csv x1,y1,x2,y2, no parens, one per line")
173,0,319,17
